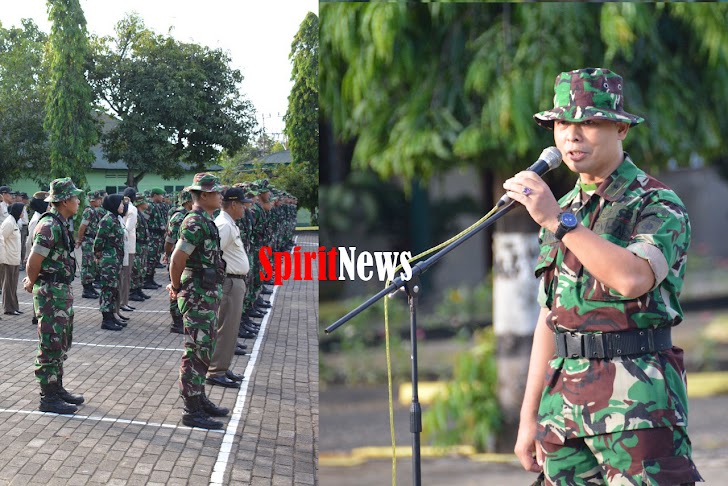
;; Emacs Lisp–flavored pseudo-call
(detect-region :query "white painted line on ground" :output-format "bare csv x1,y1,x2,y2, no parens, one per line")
0,408,224,433
210,283,278,485
210,235,297,485
0,337,182,352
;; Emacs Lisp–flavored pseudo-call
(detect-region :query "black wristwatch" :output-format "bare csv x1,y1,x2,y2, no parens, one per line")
555,212,578,240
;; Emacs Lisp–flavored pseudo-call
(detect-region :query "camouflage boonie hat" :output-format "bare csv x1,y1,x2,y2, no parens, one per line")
534,68,644,130
45,177,84,202
178,187,192,204
133,193,148,206
188,173,222,192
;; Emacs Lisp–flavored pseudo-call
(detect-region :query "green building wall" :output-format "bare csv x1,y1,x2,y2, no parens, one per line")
8,169,214,197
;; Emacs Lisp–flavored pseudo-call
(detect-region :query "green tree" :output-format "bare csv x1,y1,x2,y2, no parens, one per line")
44,0,99,186
284,11,319,213
0,19,49,184
321,3,728,180
88,14,257,187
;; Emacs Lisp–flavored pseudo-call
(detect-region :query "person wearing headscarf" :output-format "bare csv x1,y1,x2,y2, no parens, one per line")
1,203,25,315
25,192,49,326
119,188,138,313
93,195,126,331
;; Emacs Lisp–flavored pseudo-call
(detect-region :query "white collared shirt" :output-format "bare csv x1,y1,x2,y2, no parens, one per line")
215,210,249,276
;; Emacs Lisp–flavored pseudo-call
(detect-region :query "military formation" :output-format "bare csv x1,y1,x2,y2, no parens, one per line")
8,174,297,428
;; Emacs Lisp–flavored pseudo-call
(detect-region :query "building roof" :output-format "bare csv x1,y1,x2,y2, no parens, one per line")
90,145,222,172
90,113,222,171
241,150,292,167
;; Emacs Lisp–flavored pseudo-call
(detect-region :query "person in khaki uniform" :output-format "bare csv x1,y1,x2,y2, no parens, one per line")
206,186,251,388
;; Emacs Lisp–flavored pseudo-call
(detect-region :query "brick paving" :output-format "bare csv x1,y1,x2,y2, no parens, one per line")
0,231,318,485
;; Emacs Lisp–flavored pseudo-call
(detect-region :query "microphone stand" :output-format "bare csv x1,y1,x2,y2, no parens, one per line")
325,201,517,486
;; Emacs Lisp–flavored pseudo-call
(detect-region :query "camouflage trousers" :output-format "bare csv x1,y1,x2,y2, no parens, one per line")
244,248,261,310
80,237,97,284
540,426,703,485
168,264,182,320
132,247,148,291
177,281,221,398
99,285,119,313
33,282,74,385
146,231,165,279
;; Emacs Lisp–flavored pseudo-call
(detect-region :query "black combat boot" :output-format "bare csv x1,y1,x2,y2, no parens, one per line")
58,377,85,405
39,383,78,414
200,391,229,417
170,314,184,334
255,297,272,308
114,313,129,327
241,317,260,329
249,309,265,319
238,328,257,339
242,323,259,334
82,283,98,299
129,289,145,302
182,395,224,430
101,312,122,331
260,286,273,295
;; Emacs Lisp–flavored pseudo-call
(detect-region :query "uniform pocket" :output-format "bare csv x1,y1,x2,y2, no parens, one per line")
641,455,703,485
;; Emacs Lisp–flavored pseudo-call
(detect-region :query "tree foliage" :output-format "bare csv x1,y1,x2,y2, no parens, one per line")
284,11,319,213
320,3,728,183
45,0,99,186
0,20,49,184
88,14,257,187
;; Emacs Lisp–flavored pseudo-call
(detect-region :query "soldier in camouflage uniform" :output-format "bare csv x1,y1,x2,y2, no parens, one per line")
251,181,272,314
164,188,192,334
76,191,102,299
510,68,702,485
130,194,151,302
22,178,85,414
145,187,167,289
168,173,228,429
93,194,127,332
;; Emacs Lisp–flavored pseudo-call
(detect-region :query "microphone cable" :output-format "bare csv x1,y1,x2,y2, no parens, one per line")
381,201,506,484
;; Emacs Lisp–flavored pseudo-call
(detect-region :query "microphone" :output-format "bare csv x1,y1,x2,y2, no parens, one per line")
496,146,563,207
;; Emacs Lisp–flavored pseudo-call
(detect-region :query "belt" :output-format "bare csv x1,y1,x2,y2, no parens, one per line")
37,273,73,285
554,327,672,359
226,273,246,280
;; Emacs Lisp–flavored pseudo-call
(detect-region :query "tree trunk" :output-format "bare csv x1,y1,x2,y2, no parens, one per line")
492,175,541,452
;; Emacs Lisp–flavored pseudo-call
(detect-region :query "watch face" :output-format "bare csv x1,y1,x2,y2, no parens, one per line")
561,212,578,228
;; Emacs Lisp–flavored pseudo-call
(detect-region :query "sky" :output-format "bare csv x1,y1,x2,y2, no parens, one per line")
0,0,318,138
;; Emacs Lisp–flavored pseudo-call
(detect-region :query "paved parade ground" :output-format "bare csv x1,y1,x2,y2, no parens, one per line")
0,232,318,485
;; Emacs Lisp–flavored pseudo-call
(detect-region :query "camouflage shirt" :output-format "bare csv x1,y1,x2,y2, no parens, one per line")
165,207,188,247
136,209,149,249
148,201,167,233
535,155,691,444
176,209,222,271
31,208,76,282
93,213,125,266
80,205,101,238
